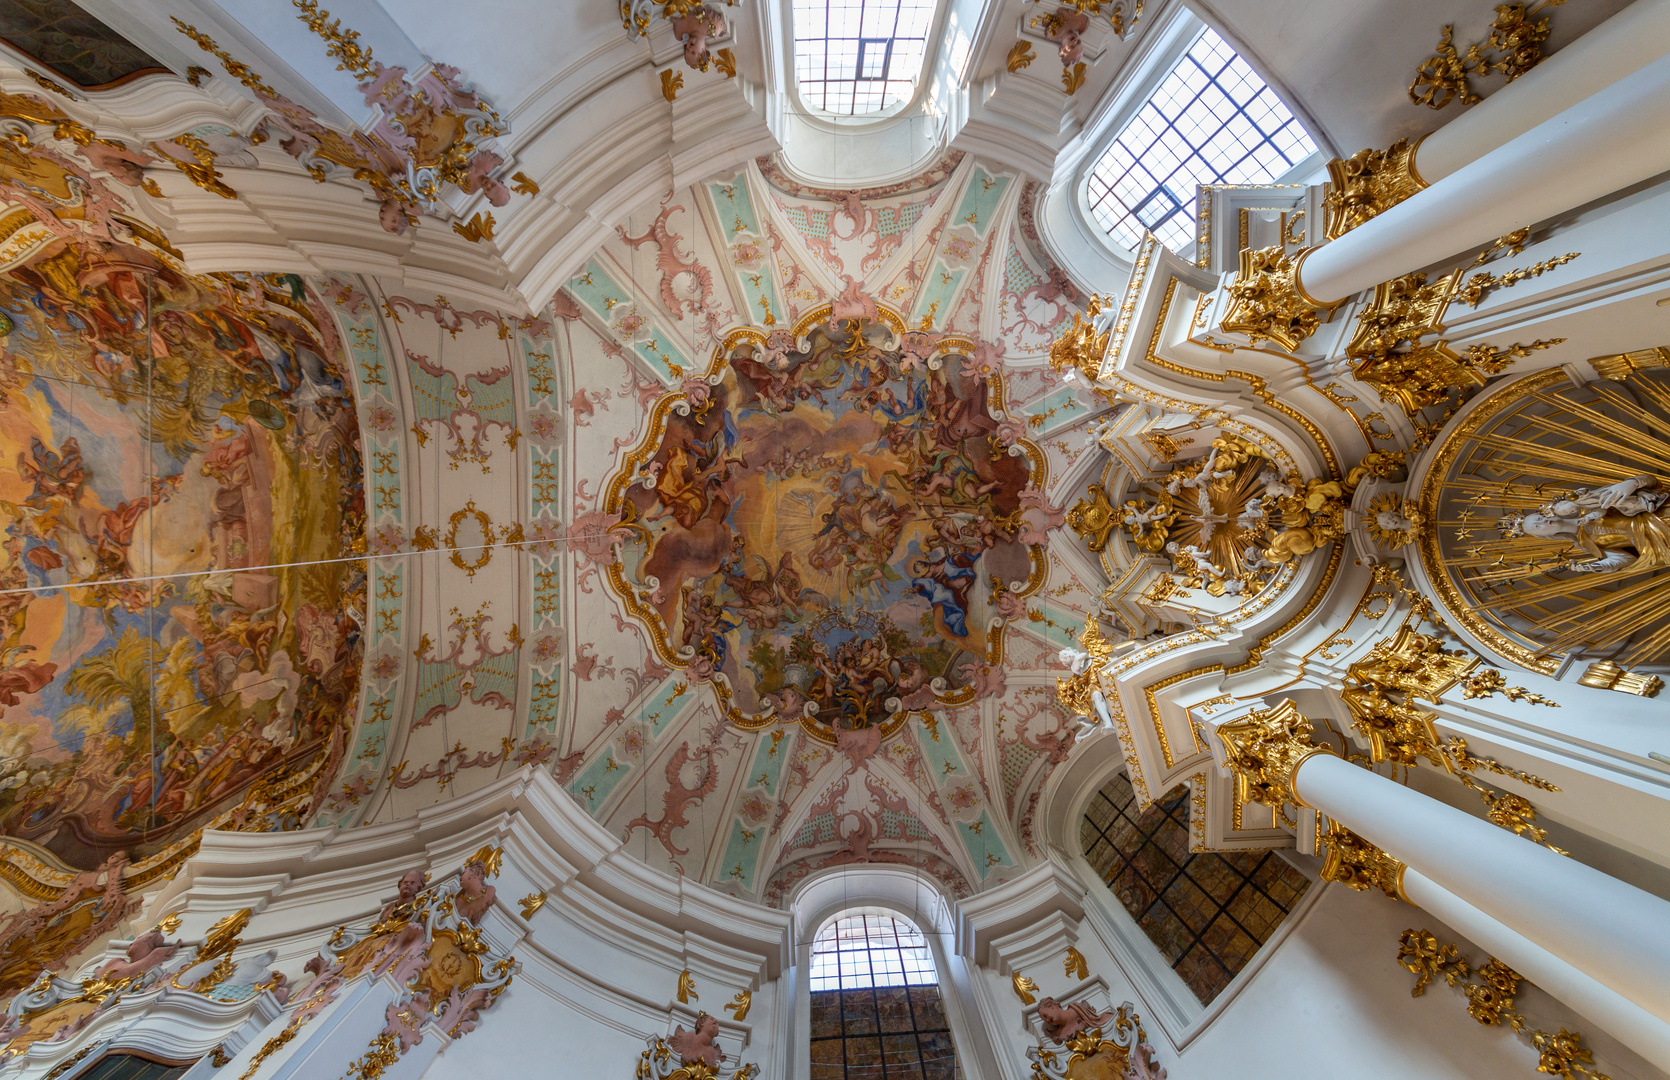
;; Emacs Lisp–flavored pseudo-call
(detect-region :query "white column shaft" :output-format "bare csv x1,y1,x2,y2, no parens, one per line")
1299,52,1670,304
1402,869,1670,1074
1416,0,1670,182
1292,752,1670,1023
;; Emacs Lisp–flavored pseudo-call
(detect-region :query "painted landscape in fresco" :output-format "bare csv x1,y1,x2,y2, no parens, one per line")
613,317,1040,731
0,240,364,870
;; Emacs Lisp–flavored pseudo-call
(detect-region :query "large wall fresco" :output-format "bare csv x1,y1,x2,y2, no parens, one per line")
0,237,364,872
606,306,1046,741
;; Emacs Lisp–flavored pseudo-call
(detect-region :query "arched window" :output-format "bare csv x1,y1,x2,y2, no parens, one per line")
1086,27,1317,252
1081,773,1310,1004
73,1053,195,1079
809,910,961,1078
792,0,937,115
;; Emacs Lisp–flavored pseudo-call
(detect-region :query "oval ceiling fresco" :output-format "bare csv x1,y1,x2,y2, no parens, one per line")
0,235,364,872
605,305,1047,744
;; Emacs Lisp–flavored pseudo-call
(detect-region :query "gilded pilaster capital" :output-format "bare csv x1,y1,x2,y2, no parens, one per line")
1219,246,1334,352
1321,136,1430,240
1213,699,1334,810
1320,823,1408,901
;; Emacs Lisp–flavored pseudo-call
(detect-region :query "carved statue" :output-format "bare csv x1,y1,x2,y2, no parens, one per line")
455,859,497,924
1037,996,1114,1043
93,929,178,982
1502,475,1670,573
669,1012,726,1067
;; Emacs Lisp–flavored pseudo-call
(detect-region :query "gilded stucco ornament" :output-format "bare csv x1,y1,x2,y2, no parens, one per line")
1220,246,1334,352
1322,137,1428,239
637,1011,760,1080
1409,2,1564,110
1318,823,1406,900
1346,242,1575,414
1398,929,1613,1080
1055,616,1123,722
1025,1001,1165,1080
1213,699,1334,811
1066,483,1119,551
1047,293,1113,380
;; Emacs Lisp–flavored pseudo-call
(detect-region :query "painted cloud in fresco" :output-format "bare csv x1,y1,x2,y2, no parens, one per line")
0,239,364,870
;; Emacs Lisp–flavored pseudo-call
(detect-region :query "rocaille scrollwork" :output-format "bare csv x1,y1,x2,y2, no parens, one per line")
1322,137,1427,239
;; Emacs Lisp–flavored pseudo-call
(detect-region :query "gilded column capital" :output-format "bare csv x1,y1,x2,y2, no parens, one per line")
1321,136,1430,240
1320,822,1408,901
1219,246,1335,352
1213,699,1334,810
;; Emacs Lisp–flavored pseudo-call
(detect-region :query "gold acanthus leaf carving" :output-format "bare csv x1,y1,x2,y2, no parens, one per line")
1012,972,1038,1004
1047,293,1112,381
1213,699,1334,811
1006,40,1036,72
1322,137,1428,240
1409,1,1564,111
1398,929,1613,1080
1318,823,1406,900
1220,246,1334,352
1065,483,1119,552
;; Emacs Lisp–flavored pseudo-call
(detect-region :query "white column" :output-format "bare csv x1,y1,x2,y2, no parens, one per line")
1297,52,1670,304
1289,752,1670,1025
1401,869,1670,1074
1414,0,1670,183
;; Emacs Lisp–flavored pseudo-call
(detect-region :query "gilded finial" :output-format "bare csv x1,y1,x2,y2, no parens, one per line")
677,969,698,1003
724,988,752,1022
1064,946,1088,981
1012,972,1038,1005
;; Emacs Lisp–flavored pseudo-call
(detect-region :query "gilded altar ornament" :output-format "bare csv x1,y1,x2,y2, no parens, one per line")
1578,660,1663,697
1365,492,1423,548
1214,699,1334,811
1047,293,1113,381
1055,616,1119,721
637,1011,760,1080
451,211,496,243
1409,1,1564,110
723,988,751,1022
1322,137,1427,239
1064,946,1089,981
661,69,685,102
677,968,698,1003
1007,40,1037,71
1012,972,1039,1004
1398,929,1612,1080
1220,246,1336,352
517,891,547,918
153,132,237,199
1066,483,1119,551
1318,823,1407,900
1588,346,1669,381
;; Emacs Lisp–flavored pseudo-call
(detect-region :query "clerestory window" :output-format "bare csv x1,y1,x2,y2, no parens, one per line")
1081,773,1311,1005
808,911,961,1078
1086,27,1317,252
792,0,937,115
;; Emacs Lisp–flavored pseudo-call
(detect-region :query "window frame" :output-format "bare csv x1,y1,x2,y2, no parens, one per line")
1070,6,1327,262
788,871,999,1080
779,0,952,125
1056,745,1326,1050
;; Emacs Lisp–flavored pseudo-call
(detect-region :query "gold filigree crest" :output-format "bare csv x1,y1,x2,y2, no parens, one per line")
601,302,1047,745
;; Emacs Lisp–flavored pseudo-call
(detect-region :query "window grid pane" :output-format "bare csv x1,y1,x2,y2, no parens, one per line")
809,913,961,1079
1080,774,1312,1005
793,0,935,115
1086,27,1317,252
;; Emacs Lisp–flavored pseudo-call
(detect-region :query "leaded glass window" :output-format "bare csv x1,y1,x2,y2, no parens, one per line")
1085,27,1317,252
1080,774,1311,1004
74,1053,194,1080
808,912,961,1078
792,0,937,115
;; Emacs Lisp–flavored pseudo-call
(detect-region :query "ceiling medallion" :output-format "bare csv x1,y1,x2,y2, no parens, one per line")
604,303,1047,745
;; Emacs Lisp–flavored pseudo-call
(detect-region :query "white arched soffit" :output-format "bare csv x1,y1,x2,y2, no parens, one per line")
786,865,1003,1080
1035,726,1327,1052
1036,3,1330,295
764,0,977,187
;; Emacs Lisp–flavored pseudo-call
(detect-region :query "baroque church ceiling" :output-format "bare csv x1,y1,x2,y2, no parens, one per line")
348,155,1120,905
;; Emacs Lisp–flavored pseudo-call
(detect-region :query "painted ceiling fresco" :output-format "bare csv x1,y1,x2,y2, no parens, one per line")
0,70,1114,914
366,154,1118,905
0,231,364,876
